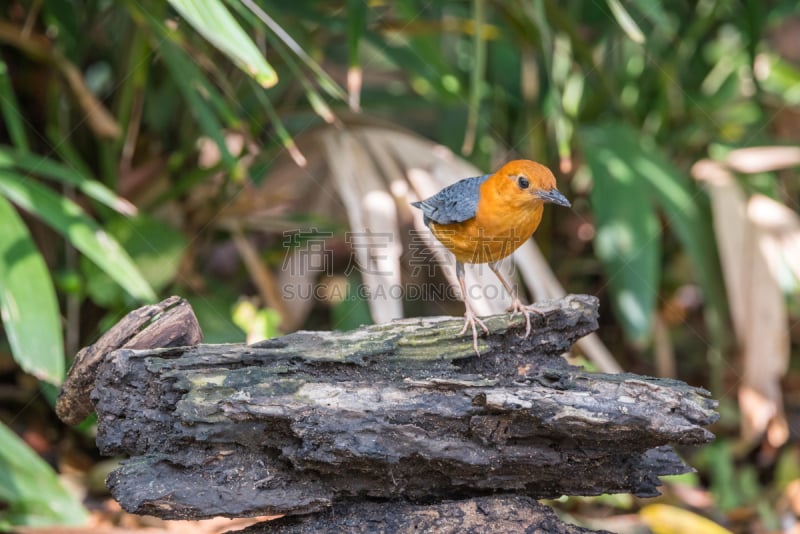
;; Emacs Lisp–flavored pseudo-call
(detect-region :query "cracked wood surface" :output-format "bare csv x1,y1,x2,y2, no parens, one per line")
54,294,719,521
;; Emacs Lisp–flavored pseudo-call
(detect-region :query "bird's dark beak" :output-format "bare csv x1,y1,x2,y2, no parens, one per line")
536,188,571,207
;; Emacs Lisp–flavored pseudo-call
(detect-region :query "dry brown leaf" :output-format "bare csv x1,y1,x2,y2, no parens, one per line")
694,160,790,446
653,314,677,378
724,146,800,173
322,129,404,323
514,243,622,373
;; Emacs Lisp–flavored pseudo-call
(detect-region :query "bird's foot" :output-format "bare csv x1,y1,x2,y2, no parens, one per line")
459,308,490,355
507,298,544,338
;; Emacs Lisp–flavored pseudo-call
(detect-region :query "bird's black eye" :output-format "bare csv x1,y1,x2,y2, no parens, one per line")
517,176,529,189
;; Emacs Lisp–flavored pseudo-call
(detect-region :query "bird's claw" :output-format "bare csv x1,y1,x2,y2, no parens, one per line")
460,308,489,355
507,298,544,338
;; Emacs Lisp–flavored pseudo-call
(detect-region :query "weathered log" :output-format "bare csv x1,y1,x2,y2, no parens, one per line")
65,294,718,522
235,496,610,534
56,295,202,425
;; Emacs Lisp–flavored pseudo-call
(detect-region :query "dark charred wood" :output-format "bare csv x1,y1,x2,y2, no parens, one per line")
233,496,611,534
62,294,718,522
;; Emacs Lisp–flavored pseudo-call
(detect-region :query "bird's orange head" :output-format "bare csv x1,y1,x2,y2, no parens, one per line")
484,159,571,209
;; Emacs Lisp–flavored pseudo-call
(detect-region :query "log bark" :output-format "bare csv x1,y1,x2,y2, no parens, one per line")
236,496,610,534
56,295,202,425
63,294,718,522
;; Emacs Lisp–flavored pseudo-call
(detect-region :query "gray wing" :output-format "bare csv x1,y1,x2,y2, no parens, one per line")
411,174,490,226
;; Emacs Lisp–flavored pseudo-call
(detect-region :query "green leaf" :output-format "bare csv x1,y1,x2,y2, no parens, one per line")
0,422,88,527
168,0,278,88
0,197,64,384
462,0,487,155
185,286,246,344
0,61,29,152
238,0,345,99
156,33,236,169
583,128,661,345
248,78,307,165
224,0,345,123
232,301,281,341
0,146,136,215
83,214,186,307
0,171,156,303
582,121,729,349
346,0,366,68
0,60,30,151
606,0,645,43
332,276,373,332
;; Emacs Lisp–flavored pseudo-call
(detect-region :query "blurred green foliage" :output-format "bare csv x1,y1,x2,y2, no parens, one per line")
0,0,798,528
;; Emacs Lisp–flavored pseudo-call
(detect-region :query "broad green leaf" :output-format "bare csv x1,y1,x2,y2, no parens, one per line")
168,0,278,88
582,122,729,349
583,129,660,345
0,146,136,215
0,423,88,528
0,171,156,303
0,197,64,384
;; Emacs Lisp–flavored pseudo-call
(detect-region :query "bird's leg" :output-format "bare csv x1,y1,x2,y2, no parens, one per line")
488,261,543,338
456,260,489,355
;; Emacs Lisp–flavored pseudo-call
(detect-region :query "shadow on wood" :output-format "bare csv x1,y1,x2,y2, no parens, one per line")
56,294,717,532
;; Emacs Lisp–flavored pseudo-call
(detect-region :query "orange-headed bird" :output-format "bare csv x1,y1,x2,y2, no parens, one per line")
411,160,571,354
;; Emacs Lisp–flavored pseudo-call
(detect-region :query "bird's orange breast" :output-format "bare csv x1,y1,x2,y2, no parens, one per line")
430,191,544,264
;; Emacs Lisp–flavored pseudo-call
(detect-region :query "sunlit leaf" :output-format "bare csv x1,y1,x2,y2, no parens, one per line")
0,423,88,527
640,504,732,534
606,0,645,43
239,0,345,99
232,300,281,343
224,0,344,122
0,197,64,384
0,171,156,303
756,53,800,105
0,146,136,215
168,0,278,88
